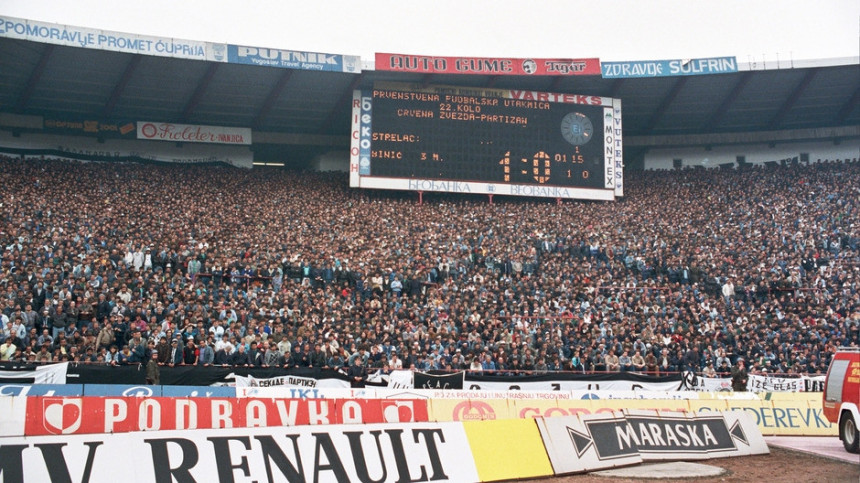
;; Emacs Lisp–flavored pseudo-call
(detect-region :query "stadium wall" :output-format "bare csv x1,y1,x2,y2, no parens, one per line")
644,138,859,170
310,150,350,172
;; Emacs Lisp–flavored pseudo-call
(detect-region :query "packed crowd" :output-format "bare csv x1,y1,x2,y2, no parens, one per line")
0,155,857,378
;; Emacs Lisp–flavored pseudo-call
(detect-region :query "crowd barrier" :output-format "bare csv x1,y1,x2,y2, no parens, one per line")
0,410,767,482
0,384,834,437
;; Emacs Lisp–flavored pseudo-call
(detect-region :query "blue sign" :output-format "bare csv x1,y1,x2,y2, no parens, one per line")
227,45,360,73
601,57,737,78
83,384,161,397
0,384,84,396
161,386,235,397
359,89,372,176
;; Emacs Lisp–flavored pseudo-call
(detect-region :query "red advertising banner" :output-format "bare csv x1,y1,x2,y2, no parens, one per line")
24,397,428,436
375,53,601,76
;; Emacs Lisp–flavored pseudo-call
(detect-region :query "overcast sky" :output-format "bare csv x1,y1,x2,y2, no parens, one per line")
3,0,858,64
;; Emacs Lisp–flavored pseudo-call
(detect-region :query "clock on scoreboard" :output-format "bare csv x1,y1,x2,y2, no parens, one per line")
349,84,623,200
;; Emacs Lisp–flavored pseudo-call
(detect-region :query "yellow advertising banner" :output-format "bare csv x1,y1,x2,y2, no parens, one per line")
462,419,554,481
429,393,834,436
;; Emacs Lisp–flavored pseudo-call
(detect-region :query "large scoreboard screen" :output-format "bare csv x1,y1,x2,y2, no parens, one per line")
349,83,623,200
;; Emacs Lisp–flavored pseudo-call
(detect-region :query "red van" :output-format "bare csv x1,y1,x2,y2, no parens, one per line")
823,346,860,453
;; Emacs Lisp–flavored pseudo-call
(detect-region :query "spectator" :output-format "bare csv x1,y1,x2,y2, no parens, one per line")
731,359,749,391
0,156,854,378
146,352,160,385
198,340,215,366
182,340,197,365
347,356,366,388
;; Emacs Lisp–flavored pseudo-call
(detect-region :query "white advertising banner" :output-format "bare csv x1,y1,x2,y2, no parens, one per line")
137,122,252,145
0,361,68,384
537,409,767,476
746,374,806,393
462,378,684,392
231,373,349,389
537,411,641,475
0,16,223,61
0,131,253,168
0,422,479,483
612,98,624,196
359,176,616,201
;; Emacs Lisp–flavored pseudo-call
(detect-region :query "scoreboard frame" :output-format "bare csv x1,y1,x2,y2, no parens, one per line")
349,83,623,200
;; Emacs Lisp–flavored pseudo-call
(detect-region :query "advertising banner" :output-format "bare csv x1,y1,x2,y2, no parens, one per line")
746,374,806,393
18,397,429,436
0,361,68,384
537,410,766,476
356,89,372,176
536,411,641,474
690,394,836,436
232,373,349,389
802,375,826,392
0,397,27,437
616,409,758,460
0,383,83,397
376,53,601,76
0,16,221,61
0,422,478,483
429,398,694,423
462,376,684,392
688,374,822,393
601,56,738,78
413,371,465,390
349,90,364,184
136,122,251,145
0,131,253,168
228,45,360,73
44,119,136,138
462,419,554,481
612,98,624,196
160,386,236,398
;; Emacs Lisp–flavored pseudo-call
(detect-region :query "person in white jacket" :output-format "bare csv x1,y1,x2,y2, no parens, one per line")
132,247,145,271
721,278,735,306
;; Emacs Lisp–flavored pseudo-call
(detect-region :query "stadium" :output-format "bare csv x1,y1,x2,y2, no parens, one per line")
0,6,858,483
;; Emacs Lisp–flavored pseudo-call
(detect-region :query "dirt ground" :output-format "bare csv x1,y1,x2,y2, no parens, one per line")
543,447,859,483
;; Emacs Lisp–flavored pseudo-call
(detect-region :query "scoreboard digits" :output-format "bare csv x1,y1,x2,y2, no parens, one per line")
350,84,622,200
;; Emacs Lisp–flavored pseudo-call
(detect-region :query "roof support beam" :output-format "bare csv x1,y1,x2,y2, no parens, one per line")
179,63,219,122
607,78,624,98
419,74,435,89
835,84,860,124
15,45,54,112
316,74,363,135
102,55,141,118
701,71,753,131
645,76,688,134
252,70,293,130
767,68,817,130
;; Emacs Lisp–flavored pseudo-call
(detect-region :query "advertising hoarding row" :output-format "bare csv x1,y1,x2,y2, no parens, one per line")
0,387,833,437
0,16,359,73
1,16,738,79
0,410,765,482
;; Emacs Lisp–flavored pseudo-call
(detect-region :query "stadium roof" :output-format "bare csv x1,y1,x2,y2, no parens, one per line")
0,37,858,166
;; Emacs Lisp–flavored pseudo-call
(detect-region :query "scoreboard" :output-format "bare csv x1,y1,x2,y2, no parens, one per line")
349,83,623,200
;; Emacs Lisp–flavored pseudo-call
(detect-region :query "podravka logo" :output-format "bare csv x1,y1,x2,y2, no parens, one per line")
451,400,496,421
42,398,83,435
